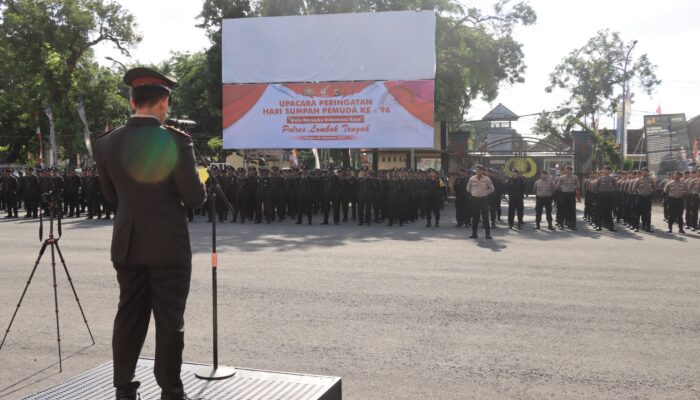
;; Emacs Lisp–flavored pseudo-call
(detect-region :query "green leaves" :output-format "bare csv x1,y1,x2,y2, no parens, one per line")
0,0,139,164
546,29,661,126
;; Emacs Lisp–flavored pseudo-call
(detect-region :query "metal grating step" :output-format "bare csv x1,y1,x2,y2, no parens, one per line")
24,358,341,400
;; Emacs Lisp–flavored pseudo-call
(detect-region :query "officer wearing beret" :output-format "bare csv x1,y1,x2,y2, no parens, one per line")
96,67,205,400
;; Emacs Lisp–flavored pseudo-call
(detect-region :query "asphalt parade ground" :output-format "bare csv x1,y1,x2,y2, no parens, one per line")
0,199,698,399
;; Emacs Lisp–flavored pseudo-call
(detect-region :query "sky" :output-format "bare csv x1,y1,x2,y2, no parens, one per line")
95,0,700,134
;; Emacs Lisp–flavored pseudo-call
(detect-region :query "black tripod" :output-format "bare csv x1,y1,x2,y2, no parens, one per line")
0,195,95,372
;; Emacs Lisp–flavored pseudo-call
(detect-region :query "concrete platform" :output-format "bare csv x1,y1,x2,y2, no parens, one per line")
23,358,341,400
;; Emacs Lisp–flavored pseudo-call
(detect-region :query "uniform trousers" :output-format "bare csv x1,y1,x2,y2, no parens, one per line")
596,191,615,229
4,194,18,217
296,194,312,224
471,196,490,236
113,262,191,398
323,195,340,224
560,191,577,228
687,194,698,229
357,195,372,225
455,196,468,226
535,196,553,225
507,195,524,226
667,197,684,229
636,194,652,230
424,196,441,225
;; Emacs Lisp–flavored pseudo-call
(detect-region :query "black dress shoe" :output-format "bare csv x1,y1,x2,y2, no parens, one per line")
469,235,477,238
485,235,492,239
161,394,190,400
115,389,140,400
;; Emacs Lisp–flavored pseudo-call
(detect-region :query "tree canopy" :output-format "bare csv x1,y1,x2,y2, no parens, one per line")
532,30,660,168
0,0,139,164
543,29,661,134
1,0,538,164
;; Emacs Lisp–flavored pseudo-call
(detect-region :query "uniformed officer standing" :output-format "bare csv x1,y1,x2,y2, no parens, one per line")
424,169,443,227
322,166,341,225
96,67,205,400
356,166,372,225
271,166,285,222
453,168,469,228
506,169,526,229
85,167,102,219
23,166,41,218
686,170,699,231
632,167,656,232
664,171,687,233
296,167,313,225
233,167,249,223
2,168,19,218
594,166,617,231
64,168,82,217
259,168,274,223
467,165,494,239
555,165,580,230
659,172,673,221
533,170,555,230
247,166,260,222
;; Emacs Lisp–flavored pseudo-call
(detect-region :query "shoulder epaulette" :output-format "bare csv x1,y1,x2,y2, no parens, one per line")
164,125,192,140
97,128,116,139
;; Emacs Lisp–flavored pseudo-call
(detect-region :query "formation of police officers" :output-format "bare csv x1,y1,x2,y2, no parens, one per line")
4,163,699,236
202,164,448,227
0,166,113,220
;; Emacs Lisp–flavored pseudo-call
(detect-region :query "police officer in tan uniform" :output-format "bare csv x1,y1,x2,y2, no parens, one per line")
467,165,494,239
632,167,656,232
664,171,687,233
555,165,580,230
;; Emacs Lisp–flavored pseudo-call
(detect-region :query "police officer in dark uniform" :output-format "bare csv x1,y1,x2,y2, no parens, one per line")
50,167,65,217
322,165,341,225
23,166,41,218
271,166,285,221
258,168,274,223
233,167,249,223
96,67,205,400
424,169,443,227
296,166,313,224
2,168,19,218
224,166,237,222
356,166,372,225
64,168,82,217
247,166,259,222
85,167,102,219
453,167,469,228
506,169,526,229
205,166,226,223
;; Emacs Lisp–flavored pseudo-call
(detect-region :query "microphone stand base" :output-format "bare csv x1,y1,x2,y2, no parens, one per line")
195,365,237,380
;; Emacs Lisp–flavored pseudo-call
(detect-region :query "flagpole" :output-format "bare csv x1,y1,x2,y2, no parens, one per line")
620,40,638,170
36,113,44,167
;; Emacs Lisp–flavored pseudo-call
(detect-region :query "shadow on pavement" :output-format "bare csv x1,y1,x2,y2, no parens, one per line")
0,345,95,399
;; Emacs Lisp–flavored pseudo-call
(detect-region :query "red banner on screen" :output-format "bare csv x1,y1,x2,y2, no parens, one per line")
222,80,435,149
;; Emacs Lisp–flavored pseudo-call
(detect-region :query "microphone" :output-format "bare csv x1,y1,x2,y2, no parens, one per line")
165,118,197,129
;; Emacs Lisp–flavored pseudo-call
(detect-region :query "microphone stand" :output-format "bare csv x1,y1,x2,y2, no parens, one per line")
190,143,237,381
